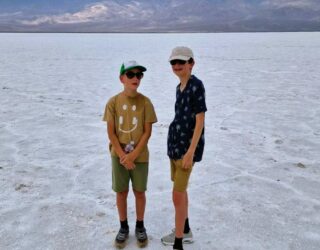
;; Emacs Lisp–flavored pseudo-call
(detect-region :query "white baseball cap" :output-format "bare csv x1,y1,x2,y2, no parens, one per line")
169,46,194,61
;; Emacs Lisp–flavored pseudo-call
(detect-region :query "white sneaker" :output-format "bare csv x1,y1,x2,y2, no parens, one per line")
161,229,193,246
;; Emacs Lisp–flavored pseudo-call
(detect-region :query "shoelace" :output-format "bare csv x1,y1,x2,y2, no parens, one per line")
136,230,147,240
137,232,146,239
116,230,128,241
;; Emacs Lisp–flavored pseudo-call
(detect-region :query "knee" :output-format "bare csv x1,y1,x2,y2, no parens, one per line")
117,190,129,199
133,190,145,200
173,191,185,207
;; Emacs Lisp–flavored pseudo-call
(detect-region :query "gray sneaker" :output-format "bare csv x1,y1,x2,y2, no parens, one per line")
135,227,148,247
114,227,129,249
161,229,193,246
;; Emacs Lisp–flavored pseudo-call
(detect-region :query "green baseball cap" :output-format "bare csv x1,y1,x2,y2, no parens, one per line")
120,60,147,75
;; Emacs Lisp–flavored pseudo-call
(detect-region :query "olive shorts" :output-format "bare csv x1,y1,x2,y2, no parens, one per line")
170,159,193,192
111,156,148,193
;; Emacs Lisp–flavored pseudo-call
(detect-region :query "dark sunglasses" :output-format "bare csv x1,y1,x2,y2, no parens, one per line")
170,59,187,66
125,71,144,80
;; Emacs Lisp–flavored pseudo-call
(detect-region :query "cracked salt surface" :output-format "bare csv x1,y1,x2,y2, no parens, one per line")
1,32,320,250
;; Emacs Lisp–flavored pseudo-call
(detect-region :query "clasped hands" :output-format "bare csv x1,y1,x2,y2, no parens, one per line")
120,152,136,170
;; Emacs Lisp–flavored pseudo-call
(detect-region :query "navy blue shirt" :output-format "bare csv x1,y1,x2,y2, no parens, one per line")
167,75,207,162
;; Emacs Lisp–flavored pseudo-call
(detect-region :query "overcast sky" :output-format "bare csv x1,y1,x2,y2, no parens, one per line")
1,0,319,32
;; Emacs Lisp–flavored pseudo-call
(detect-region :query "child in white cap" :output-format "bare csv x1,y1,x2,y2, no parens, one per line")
161,47,207,250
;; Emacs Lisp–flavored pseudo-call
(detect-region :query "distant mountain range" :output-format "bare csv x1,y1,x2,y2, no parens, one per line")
1,0,319,32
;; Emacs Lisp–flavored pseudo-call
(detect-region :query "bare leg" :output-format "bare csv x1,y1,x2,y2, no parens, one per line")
133,190,146,221
116,190,129,221
186,191,189,220
173,190,187,238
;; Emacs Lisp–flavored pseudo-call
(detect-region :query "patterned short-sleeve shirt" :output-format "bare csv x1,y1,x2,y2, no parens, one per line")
167,75,207,162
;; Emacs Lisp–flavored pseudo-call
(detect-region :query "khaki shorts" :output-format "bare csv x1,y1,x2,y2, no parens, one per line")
111,156,148,193
170,159,193,192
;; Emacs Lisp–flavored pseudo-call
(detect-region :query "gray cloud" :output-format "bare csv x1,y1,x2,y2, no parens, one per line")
0,12,22,18
261,0,319,9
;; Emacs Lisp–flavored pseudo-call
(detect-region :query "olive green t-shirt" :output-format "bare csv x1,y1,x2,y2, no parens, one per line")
103,93,157,162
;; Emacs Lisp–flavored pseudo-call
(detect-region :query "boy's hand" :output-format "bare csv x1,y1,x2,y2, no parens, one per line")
182,151,194,169
120,152,137,165
120,154,136,170
123,160,136,170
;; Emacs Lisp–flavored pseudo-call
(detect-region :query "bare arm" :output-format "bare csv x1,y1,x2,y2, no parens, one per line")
107,120,135,169
182,112,205,169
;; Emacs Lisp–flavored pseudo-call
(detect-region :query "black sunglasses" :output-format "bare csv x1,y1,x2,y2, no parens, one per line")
125,71,144,80
170,59,187,66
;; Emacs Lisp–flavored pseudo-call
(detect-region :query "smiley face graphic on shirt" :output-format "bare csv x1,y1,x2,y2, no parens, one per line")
119,104,138,133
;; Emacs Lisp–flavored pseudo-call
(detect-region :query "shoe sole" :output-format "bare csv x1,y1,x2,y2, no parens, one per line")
137,239,148,248
161,238,194,246
114,236,129,249
114,241,126,249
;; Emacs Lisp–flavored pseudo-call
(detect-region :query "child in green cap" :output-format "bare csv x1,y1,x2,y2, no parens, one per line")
103,60,157,248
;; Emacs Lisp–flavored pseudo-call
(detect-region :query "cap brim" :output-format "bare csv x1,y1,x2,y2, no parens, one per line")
168,55,191,62
125,65,146,73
